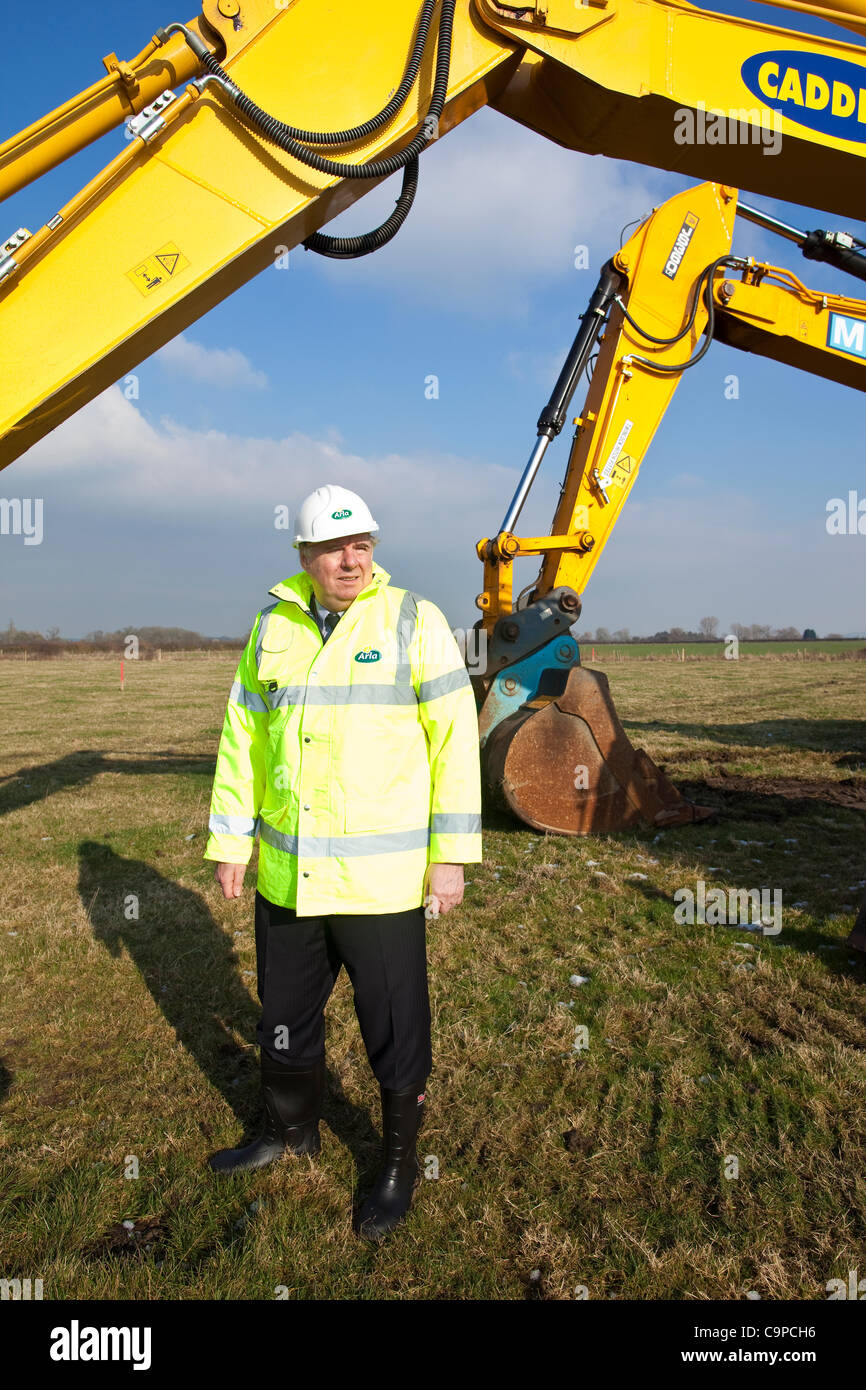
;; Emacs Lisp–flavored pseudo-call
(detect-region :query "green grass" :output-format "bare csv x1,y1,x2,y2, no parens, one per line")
0,656,864,1299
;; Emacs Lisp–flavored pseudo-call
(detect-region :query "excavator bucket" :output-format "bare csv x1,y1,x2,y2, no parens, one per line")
482,665,715,835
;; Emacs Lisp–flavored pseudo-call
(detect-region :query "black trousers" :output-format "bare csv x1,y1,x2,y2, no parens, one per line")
253,890,433,1090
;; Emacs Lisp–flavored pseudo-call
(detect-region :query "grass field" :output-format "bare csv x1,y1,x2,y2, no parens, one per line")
1,655,864,1300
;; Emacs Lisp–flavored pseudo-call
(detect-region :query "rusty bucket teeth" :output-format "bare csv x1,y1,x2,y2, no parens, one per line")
483,665,716,835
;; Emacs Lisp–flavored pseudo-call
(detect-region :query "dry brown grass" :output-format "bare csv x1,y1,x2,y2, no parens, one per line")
0,654,864,1299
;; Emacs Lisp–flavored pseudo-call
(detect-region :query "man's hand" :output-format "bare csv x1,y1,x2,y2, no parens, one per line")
214,862,247,900
424,863,464,919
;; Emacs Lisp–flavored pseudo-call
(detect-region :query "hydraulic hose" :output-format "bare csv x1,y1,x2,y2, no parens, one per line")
613,252,729,349
249,1,435,147
175,1,454,179
168,2,453,257
625,256,746,374
304,155,419,258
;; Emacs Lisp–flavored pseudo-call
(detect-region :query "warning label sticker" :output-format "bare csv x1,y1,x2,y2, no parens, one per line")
126,243,189,295
600,452,633,488
599,419,634,484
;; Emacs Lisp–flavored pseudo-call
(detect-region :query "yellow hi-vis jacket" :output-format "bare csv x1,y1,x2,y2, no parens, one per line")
203,561,483,914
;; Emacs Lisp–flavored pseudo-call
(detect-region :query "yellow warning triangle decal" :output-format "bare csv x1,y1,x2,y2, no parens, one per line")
156,252,179,275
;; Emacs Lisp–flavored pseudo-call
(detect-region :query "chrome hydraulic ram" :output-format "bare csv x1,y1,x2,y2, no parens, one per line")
498,262,623,535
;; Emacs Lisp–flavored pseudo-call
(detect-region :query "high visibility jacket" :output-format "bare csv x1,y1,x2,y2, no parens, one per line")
203,561,483,914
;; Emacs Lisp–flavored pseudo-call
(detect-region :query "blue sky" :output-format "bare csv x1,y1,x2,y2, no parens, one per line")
1,0,865,639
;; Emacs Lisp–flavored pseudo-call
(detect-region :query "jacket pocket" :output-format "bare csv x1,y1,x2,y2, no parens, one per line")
257,613,296,687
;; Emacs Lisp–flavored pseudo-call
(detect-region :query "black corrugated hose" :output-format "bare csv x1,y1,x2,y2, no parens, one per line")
625,255,746,373
192,0,455,258
305,155,420,260
251,0,438,147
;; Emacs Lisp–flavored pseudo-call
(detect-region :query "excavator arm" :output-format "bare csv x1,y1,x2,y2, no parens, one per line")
502,183,866,610
4,0,866,469
0,0,519,468
473,179,866,833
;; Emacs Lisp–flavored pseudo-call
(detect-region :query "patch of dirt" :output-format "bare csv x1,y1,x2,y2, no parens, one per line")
681,773,866,816
706,772,866,808
563,1127,593,1154
86,1215,169,1261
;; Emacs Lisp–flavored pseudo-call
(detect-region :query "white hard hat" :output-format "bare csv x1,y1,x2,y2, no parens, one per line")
293,484,379,548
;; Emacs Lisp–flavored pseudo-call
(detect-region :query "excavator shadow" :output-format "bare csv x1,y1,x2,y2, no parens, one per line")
625,717,866,760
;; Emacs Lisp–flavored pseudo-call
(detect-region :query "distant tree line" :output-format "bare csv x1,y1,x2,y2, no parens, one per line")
0,616,855,655
0,620,244,655
574,618,850,643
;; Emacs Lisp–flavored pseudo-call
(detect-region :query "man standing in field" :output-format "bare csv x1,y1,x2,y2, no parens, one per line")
202,484,482,1239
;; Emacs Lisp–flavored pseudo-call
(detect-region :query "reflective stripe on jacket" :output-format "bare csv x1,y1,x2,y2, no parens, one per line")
203,561,483,913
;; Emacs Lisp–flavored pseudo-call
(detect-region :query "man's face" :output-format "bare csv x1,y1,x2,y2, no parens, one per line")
299,532,375,610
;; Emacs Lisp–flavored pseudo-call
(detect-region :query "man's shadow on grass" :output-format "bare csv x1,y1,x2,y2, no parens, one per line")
1,750,214,820
77,842,378,1168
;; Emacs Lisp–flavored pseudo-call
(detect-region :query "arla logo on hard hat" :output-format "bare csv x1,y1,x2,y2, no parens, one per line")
741,50,866,142
354,647,381,663
293,487,377,548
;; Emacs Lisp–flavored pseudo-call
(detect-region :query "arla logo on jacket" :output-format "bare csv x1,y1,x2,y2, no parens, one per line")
741,50,866,142
331,508,352,519
354,647,381,663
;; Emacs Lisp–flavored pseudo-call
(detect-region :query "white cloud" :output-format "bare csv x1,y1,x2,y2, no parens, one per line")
12,388,864,635
13,385,519,625
19,384,510,533
155,335,268,390
303,108,683,314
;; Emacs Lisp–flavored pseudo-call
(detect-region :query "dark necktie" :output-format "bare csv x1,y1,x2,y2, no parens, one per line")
310,597,336,641
310,595,341,642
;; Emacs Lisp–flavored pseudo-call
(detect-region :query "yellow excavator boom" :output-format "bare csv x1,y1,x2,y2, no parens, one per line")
4,0,866,470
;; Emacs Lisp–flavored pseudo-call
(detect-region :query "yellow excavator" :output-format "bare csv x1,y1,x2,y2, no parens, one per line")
473,177,866,831
2,0,866,835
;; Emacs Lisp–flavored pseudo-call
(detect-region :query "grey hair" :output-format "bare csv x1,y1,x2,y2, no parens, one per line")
300,534,379,551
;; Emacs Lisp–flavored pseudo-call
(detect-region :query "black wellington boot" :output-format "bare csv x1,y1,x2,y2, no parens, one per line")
208,1054,325,1174
356,1081,427,1241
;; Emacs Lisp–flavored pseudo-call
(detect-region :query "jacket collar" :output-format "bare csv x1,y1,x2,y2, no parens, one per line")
268,560,391,612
